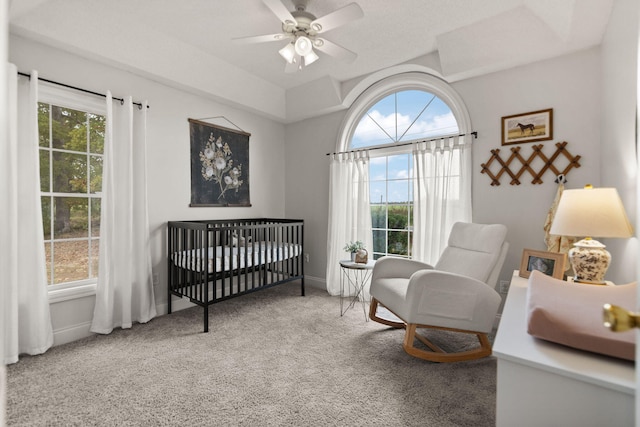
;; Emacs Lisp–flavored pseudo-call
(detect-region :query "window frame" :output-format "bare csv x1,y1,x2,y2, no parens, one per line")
338,72,472,259
38,83,106,302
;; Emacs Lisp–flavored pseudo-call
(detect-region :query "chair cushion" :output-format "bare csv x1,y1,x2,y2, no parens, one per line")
435,223,507,282
526,270,636,361
370,277,411,320
446,222,508,253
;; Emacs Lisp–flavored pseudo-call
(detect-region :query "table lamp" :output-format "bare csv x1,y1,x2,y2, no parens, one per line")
549,185,634,284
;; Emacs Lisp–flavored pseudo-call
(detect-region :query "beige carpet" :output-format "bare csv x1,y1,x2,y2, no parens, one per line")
6,282,496,426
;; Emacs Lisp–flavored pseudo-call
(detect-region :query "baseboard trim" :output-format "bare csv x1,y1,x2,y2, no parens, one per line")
53,321,94,347
304,275,326,290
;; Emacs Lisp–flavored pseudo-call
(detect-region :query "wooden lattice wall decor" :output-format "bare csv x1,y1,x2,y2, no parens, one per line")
481,141,581,186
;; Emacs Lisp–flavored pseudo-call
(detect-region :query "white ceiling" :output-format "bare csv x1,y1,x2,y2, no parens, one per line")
9,0,614,122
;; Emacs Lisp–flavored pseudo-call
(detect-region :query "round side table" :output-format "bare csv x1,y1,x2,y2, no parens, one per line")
339,259,376,320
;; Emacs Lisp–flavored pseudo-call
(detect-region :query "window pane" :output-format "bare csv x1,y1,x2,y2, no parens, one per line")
371,205,386,228
52,151,87,193
369,181,386,204
396,91,436,141
89,155,102,193
352,114,392,148
89,113,105,154
409,204,414,230
54,197,88,239
38,103,50,147
424,97,459,137
387,180,409,203
44,242,52,285
39,150,50,192
369,157,387,180
52,240,89,284
41,196,52,240
373,229,386,253
51,105,87,150
388,204,409,230
388,231,408,255
387,154,409,181
90,239,100,278
91,198,101,237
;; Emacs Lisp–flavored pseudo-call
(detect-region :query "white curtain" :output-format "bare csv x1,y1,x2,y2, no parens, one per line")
1,66,54,364
412,135,472,264
325,151,373,296
90,93,156,334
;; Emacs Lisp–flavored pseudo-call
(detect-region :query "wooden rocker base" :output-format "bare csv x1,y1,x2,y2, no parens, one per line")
369,298,493,363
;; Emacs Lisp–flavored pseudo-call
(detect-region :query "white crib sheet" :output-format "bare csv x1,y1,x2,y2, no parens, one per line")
172,242,302,273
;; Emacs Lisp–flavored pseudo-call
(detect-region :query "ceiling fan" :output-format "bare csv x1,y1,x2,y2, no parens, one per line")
234,0,364,73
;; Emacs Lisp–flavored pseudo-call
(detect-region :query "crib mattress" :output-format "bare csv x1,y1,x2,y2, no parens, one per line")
172,242,302,273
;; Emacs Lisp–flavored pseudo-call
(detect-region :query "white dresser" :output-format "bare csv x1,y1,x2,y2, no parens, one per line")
493,271,635,426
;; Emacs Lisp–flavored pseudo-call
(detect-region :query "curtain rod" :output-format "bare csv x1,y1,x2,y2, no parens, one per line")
325,131,478,156
17,71,149,110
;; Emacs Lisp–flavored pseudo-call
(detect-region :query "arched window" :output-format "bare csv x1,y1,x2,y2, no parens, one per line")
338,72,472,261
351,90,459,149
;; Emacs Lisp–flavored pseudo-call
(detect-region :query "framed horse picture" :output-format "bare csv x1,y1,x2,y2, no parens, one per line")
501,108,553,145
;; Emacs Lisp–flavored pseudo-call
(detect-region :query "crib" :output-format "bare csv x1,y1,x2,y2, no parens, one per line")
167,218,304,332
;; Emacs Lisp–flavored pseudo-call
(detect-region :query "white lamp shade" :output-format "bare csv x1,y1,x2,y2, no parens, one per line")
303,50,319,66
549,187,634,238
294,36,313,56
278,43,296,63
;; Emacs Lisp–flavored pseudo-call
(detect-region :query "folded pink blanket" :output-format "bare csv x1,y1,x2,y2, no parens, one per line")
526,270,636,361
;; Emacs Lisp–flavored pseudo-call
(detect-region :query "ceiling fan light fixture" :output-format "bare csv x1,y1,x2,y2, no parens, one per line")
294,36,313,56
303,50,319,66
278,43,296,63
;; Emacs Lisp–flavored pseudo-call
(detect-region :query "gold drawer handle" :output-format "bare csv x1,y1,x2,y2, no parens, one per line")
603,304,640,332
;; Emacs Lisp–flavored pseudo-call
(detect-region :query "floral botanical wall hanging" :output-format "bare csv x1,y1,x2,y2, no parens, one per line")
188,118,251,206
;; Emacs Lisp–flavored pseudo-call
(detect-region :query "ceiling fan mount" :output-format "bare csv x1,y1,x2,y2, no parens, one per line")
282,11,320,36
234,0,364,73
283,1,323,34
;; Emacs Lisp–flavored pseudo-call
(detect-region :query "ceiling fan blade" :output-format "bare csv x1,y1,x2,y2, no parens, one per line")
314,38,357,63
310,3,364,33
233,33,292,44
263,0,297,26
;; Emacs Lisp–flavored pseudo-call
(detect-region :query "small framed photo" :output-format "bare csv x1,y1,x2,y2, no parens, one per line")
519,249,566,279
501,108,553,146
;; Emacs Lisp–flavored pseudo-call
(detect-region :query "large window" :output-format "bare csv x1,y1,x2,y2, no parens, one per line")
342,73,470,260
38,91,105,289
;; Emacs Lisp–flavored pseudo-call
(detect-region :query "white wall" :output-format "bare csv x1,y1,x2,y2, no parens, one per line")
285,46,620,291
9,35,287,345
600,0,639,285
455,47,603,285
285,111,344,286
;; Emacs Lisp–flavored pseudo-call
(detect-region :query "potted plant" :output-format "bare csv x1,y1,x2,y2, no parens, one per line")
344,240,365,262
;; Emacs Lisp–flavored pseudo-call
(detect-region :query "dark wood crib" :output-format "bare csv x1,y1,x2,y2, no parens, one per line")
167,218,304,332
